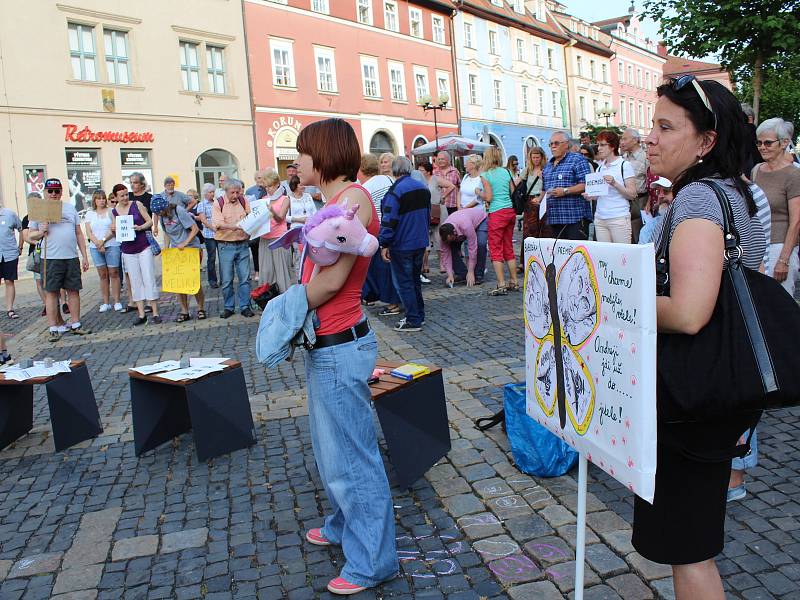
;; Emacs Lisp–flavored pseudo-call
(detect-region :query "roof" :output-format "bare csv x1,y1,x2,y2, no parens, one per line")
592,15,630,28
550,12,614,57
663,54,726,76
456,0,569,44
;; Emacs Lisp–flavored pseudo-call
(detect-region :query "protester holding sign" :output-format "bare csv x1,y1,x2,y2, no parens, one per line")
258,170,293,294
111,183,161,326
633,78,766,599
586,131,637,244
151,196,206,321
84,190,122,312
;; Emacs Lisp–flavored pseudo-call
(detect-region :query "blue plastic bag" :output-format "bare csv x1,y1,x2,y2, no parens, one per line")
504,383,578,477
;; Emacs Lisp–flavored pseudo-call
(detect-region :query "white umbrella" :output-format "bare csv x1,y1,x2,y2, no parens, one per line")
411,135,492,157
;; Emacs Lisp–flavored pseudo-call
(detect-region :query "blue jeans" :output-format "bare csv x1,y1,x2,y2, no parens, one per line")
205,237,218,285
455,218,488,280
90,245,122,269
732,428,758,471
304,328,398,586
390,248,425,326
218,241,251,311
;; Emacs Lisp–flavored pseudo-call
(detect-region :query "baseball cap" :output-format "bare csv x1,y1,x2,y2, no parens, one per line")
44,178,62,190
649,177,672,189
288,162,299,168
150,195,170,214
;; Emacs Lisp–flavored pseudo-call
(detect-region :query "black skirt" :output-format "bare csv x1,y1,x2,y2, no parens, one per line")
632,414,759,565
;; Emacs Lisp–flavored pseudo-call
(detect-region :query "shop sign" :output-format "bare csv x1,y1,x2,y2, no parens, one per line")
65,149,102,212
63,123,155,143
121,149,153,193
266,116,302,149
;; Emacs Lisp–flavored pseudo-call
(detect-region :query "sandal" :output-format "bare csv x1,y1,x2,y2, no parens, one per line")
489,286,508,296
176,313,191,323
507,282,520,292
6,310,18,319
122,305,137,314
197,310,207,320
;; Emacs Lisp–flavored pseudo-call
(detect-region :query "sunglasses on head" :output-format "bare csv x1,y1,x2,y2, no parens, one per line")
672,75,717,130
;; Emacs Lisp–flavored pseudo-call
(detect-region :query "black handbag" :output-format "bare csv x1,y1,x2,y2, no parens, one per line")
656,180,800,423
510,170,528,215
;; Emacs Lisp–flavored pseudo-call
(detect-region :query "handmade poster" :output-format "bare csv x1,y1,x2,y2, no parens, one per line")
585,173,609,197
238,199,271,239
524,238,657,503
115,215,135,242
161,248,200,295
26,197,62,223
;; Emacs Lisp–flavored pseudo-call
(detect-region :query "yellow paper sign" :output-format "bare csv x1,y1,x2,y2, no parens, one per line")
161,248,200,295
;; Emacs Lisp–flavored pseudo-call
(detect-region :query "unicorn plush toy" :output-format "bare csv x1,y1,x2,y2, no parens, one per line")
269,201,379,275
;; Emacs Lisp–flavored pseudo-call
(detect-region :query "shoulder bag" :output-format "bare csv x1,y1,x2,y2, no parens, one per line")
510,169,529,215
656,180,800,423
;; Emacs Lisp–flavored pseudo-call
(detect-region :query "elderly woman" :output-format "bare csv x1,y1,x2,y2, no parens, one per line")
634,77,765,599
751,117,800,296
378,152,395,178
258,170,293,293
195,183,219,288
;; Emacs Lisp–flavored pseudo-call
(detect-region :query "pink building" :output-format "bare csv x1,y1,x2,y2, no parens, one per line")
244,0,459,176
594,8,665,131
659,46,733,91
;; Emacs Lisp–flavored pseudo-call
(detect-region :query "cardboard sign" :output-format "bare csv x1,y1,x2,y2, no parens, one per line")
238,198,271,239
115,215,135,242
524,238,657,503
27,198,63,223
585,173,609,197
161,247,201,295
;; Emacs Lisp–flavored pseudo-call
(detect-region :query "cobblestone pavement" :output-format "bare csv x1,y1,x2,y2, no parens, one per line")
0,245,799,600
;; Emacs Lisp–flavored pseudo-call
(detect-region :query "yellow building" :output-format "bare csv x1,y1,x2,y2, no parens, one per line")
0,1,255,215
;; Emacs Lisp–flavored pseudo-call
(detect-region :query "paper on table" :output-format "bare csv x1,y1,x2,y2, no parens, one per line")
238,199,271,240
1,361,72,381
585,173,609,197
189,357,230,367
131,360,181,375
157,365,226,381
539,192,548,220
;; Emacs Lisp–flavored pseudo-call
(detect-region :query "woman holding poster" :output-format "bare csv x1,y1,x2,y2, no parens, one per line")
633,78,765,599
588,131,637,244
258,171,293,293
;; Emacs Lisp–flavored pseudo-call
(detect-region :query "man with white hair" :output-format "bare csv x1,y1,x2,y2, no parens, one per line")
542,131,592,240
212,178,254,318
196,182,219,288
433,151,461,215
619,128,648,242
245,170,268,200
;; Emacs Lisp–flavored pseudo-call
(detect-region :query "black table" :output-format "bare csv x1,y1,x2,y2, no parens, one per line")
0,359,103,452
128,360,256,462
370,361,451,488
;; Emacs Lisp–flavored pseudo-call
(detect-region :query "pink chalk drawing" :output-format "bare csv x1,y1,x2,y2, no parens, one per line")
630,343,637,355
627,457,635,468
621,435,627,446
625,417,631,429
618,329,624,341
631,374,637,386
488,555,541,582
611,436,617,447
529,543,568,561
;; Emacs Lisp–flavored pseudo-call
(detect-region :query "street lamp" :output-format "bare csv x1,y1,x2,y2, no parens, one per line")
420,93,449,151
597,105,617,127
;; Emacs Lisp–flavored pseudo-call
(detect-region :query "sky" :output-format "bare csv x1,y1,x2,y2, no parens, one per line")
566,0,662,44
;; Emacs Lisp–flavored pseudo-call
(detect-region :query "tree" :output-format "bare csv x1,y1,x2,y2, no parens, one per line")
736,56,800,127
581,124,624,142
644,1,800,121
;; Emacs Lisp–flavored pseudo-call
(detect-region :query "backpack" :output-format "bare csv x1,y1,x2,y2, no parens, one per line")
217,196,246,210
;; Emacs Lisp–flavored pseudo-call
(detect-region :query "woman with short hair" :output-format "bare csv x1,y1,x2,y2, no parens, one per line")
588,130,637,243
258,170,293,293
378,152,395,178
84,189,122,312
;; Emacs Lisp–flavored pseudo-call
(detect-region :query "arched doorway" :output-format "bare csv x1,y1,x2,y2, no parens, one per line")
274,127,300,179
195,149,239,190
369,130,396,155
412,135,428,149
487,133,506,164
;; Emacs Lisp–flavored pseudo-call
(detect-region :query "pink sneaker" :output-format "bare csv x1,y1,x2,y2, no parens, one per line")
305,528,332,546
327,577,367,595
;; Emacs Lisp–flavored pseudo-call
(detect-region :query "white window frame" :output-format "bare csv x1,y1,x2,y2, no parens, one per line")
468,74,478,105
627,65,633,85
488,30,498,55
357,0,373,25
618,62,624,83
547,48,554,70
629,100,634,124
388,61,406,102
592,98,598,121
533,44,540,66
637,68,642,88
360,56,381,98
314,46,337,93
269,38,295,88
493,79,503,109
576,55,583,77
513,0,524,13
645,71,651,90
409,7,423,38
551,91,559,117
206,44,226,94
413,66,429,104
179,40,200,91
432,15,445,44
435,70,450,103
589,59,596,81
516,38,525,62
601,63,608,83
383,1,398,32
69,22,98,82
521,85,530,113
464,22,474,48
647,103,653,126
620,97,626,124
638,103,644,127
537,89,544,114
579,96,586,120
103,28,130,85
311,0,329,13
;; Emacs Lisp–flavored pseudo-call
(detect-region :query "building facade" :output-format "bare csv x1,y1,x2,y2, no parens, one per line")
594,9,665,131
659,45,733,91
454,0,570,162
0,1,255,216
244,0,458,176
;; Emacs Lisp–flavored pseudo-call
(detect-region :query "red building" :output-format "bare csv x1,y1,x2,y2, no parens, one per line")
244,0,459,176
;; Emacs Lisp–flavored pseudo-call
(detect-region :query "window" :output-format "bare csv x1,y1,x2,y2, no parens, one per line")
537,89,544,114
579,96,586,120
179,41,200,91
270,39,295,87
68,23,97,81
637,68,642,88
516,39,525,62
432,15,445,44
627,65,633,84
521,85,530,113
645,71,651,90
312,0,329,13
601,64,608,83
389,62,406,101
638,103,644,127
551,91,559,117
592,99,598,120
206,45,226,94
513,0,524,13
620,98,626,123
576,56,583,76
357,0,372,24
533,44,540,66
384,1,398,32
360,56,380,97
413,68,429,103
103,29,129,85
409,8,423,38
464,22,474,48
618,61,624,83
647,103,653,126
589,59,596,81
436,72,450,102
547,48,554,70
493,80,503,109
629,100,634,124
314,47,337,93
468,74,478,104
489,30,498,55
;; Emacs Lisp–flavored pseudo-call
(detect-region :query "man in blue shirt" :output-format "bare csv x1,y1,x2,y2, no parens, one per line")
543,131,592,240
379,157,431,332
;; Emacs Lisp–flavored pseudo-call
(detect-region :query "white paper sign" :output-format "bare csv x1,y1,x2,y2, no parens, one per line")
131,360,181,375
189,357,230,367
584,173,609,197
158,364,226,381
238,199,271,240
116,215,135,242
524,238,657,503
538,192,547,219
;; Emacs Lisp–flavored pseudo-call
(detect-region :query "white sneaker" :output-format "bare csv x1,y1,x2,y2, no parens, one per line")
113,302,123,312
420,274,431,284
99,304,110,313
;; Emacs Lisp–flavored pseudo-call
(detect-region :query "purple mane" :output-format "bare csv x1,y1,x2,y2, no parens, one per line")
303,204,345,236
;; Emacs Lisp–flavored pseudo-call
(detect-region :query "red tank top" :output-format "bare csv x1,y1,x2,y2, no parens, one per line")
301,183,378,336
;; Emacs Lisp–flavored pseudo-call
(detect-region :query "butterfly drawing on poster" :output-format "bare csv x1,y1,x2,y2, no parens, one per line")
525,244,601,435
